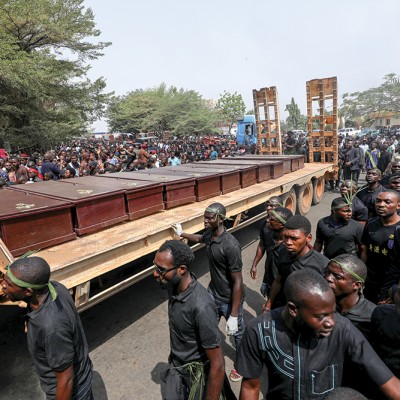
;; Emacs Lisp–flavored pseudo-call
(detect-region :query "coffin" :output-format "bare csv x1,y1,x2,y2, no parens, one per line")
234,155,305,172
65,176,164,221
223,158,285,180
11,180,127,235
100,171,196,209
176,164,241,194
199,161,259,187
162,166,221,201
0,188,76,256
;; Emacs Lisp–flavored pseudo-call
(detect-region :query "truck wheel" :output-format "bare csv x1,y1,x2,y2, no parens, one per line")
296,182,314,215
312,176,325,205
281,189,297,215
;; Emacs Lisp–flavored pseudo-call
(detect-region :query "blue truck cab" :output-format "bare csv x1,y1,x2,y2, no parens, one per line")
236,115,257,145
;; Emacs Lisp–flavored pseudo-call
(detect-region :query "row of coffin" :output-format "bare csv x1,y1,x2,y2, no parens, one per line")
0,155,305,256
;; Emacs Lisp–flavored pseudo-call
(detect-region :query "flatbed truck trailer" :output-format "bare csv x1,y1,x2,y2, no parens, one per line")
0,162,332,311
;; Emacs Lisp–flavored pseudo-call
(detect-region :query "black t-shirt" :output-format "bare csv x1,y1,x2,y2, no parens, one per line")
351,196,368,223
361,217,400,288
356,184,385,217
259,220,276,251
235,307,393,400
338,295,376,341
316,216,363,259
26,282,92,400
277,246,329,289
168,274,221,366
371,305,400,378
201,228,244,302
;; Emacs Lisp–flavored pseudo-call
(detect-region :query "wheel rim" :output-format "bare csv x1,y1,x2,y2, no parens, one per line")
315,177,324,198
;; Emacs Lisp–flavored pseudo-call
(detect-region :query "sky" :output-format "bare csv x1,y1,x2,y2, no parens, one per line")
83,0,400,132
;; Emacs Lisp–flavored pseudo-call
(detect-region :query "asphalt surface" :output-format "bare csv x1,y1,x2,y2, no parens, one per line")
0,188,340,400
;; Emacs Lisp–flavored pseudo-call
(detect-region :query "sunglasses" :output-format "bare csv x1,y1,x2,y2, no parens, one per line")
153,262,180,276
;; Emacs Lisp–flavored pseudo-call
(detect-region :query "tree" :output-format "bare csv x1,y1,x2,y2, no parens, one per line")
106,83,219,137
216,91,246,132
284,97,307,130
0,0,111,150
341,73,400,124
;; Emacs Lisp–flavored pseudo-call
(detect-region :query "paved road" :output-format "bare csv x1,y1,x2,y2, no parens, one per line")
0,189,340,400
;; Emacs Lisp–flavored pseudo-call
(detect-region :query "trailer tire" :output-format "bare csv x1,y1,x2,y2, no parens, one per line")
281,189,297,215
312,176,325,205
296,182,314,215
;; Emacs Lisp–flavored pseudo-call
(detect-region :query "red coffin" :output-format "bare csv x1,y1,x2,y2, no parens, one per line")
76,176,165,220
0,188,76,256
99,171,196,209
171,164,241,194
10,180,127,235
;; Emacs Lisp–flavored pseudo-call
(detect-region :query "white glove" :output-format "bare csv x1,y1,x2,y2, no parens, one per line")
226,316,238,335
171,223,183,237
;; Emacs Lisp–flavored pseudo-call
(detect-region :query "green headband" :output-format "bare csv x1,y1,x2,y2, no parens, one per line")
271,209,286,224
6,267,57,301
205,207,232,221
331,259,365,283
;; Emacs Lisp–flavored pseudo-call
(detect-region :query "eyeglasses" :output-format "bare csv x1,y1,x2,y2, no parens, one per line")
153,262,180,276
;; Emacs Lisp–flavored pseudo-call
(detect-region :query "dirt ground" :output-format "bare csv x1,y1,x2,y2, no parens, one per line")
0,189,339,400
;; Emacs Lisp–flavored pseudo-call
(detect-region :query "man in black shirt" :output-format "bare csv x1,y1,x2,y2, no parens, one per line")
1,257,93,400
153,240,228,400
361,190,400,303
173,202,245,382
381,160,400,188
343,140,361,182
371,284,400,378
236,269,400,400
324,254,376,338
250,196,284,281
314,197,364,259
356,168,385,218
389,173,400,195
264,215,329,311
339,180,368,225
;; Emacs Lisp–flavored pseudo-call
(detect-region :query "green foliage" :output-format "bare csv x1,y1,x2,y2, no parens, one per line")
106,83,219,137
0,0,111,150
341,73,400,121
284,97,307,130
216,91,246,130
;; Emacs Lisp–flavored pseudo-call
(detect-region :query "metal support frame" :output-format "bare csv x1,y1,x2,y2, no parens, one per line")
253,87,282,154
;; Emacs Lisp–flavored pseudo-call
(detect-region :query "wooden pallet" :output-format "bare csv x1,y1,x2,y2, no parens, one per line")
253,86,282,154
306,77,338,169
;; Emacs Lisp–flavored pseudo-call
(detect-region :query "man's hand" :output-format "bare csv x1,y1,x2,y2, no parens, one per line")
171,223,183,237
250,265,257,280
226,316,238,335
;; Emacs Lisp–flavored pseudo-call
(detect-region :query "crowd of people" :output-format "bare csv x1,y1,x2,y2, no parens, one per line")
0,136,252,188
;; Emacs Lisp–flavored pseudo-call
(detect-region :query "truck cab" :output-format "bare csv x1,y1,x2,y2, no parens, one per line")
236,115,257,145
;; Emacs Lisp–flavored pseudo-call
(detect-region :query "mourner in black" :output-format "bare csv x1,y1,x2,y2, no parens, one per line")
153,240,232,400
264,215,329,311
356,168,385,218
371,284,400,378
339,180,368,225
361,190,400,303
314,197,364,259
235,269,400,400
1,257,93,400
